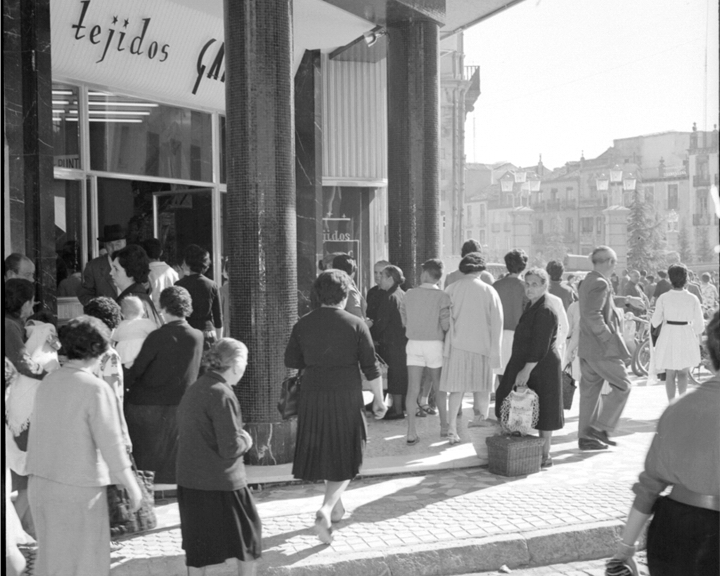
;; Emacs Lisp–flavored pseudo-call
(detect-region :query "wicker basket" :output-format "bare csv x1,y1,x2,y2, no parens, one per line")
485,434,544,477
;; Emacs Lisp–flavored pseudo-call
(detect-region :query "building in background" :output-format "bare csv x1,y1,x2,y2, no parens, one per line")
439,33,480,259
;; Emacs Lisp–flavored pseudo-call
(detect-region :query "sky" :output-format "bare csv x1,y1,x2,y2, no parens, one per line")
463,0,720,169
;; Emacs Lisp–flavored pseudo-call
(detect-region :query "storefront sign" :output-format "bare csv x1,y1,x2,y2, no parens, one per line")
55,155,81,169
52,0,227,111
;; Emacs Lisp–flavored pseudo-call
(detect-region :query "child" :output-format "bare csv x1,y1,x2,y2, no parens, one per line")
114,295,157,368
400,259,451,444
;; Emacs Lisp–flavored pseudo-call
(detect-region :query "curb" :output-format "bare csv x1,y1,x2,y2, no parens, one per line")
111,520,646,576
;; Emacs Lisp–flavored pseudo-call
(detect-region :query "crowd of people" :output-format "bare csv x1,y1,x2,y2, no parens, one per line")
3,230,719,574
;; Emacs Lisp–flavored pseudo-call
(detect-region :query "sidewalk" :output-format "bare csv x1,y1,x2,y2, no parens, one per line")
20,375,681,575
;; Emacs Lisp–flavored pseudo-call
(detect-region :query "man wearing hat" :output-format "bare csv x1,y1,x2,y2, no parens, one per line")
77,224,127,305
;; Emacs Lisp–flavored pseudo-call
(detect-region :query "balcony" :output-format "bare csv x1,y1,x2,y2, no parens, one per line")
693,174,711,187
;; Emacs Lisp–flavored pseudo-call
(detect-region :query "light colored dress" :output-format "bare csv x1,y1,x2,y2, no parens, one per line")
651,289,705,370
440,275,503,393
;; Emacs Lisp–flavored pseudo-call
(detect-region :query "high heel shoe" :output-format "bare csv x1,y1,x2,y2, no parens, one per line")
314,512,333,544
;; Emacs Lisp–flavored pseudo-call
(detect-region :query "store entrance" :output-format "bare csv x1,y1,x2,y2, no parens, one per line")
96,177,216,279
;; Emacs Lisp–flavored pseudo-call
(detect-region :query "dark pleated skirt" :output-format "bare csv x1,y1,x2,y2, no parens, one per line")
377,342,408,395
125,404,179,484
292,381,366,482
177,485,262,568
647,496,719,576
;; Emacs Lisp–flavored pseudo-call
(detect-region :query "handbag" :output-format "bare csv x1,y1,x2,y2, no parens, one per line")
277,370,302,420
562,364,576,410
499,385,539,436
361,352,389,391
650,322,661,346
107,455,157,537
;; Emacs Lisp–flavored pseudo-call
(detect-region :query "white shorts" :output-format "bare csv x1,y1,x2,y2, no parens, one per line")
406,340,444,368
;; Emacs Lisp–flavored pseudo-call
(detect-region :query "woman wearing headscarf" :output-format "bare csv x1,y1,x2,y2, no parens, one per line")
371,265,408,419
440,253,503,444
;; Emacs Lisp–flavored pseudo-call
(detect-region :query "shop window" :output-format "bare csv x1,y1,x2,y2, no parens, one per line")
52,83,81,169
89,91,212,181
54,179,85,292
667,184,678,210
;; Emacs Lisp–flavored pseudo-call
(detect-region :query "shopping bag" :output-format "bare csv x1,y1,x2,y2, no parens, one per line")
277,371,302,420
107,456,156,537
499,385,539,436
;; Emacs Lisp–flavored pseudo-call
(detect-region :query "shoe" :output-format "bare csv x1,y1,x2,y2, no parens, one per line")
447,432,461,445
440,424,449,437
314,512,333,544
586,427,617,446
541,456,553,468
330,501,345,523
416,402,437,417
383,411,405,420
578,438,609,450
468,417,498,428
406,436,420,445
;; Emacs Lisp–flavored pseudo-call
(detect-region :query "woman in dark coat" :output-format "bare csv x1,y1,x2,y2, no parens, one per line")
371,265,408,419
125,286,204,483
110,244,163,327
494,267,563,467
285,270,380,545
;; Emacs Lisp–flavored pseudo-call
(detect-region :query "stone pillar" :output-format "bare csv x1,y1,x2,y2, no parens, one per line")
223,0,297,465
387,19,440,287
294,50,323,318
603,206,630,270
511,207,534,255
3,0,56,309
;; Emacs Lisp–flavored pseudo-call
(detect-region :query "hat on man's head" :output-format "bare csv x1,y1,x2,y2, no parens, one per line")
98,224,126,243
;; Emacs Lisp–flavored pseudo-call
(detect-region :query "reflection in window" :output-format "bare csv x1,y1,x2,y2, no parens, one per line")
54,179,84,294
52,83,81,169
89,91,212,181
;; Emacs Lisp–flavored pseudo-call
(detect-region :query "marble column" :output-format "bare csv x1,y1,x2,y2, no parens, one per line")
223,0,297,465
295,50,323,318
387,19,441,287
3,0,56,309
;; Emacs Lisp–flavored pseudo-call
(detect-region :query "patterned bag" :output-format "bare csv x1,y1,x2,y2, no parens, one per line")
107,456,156,537
499,386,539,436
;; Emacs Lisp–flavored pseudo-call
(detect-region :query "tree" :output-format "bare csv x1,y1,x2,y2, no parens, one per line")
697,228,714,263
678,224,692,264
541,215,568,264
626,189,667,272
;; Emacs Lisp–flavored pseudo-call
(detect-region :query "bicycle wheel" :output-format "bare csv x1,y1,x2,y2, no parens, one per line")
633,339,650,377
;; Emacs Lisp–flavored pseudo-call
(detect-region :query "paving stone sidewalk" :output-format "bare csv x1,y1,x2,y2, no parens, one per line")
18,378,684,575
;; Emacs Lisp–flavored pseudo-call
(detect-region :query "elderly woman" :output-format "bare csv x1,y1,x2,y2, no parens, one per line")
608,310,719,576
26,316,142,576
441,253,504,444
125,286,204,484
110,244,162,327
495,267,563,467
84,297,132,451
285,270,380,544
371,265,408,419
651,264,705,401
177,339,260,576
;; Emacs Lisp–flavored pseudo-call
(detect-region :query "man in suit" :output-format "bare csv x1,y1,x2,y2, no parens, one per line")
577,246,633,450
77,224,127,305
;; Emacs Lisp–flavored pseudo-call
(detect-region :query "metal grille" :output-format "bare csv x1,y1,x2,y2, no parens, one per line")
387,21,440,287
224,0,297,423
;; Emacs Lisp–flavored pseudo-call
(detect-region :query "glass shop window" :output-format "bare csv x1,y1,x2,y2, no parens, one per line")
89,91,212,181
52,83,81,169
54,179,85,293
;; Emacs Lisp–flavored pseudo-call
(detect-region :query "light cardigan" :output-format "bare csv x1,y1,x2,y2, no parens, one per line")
27,366,131,487
444,275,504,368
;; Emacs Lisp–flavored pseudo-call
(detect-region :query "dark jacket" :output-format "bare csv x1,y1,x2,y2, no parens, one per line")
175,273,222,332
549,280,577,311
125,319,204,405
578,270,630,361
78,255,116,306
176,371,250,491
